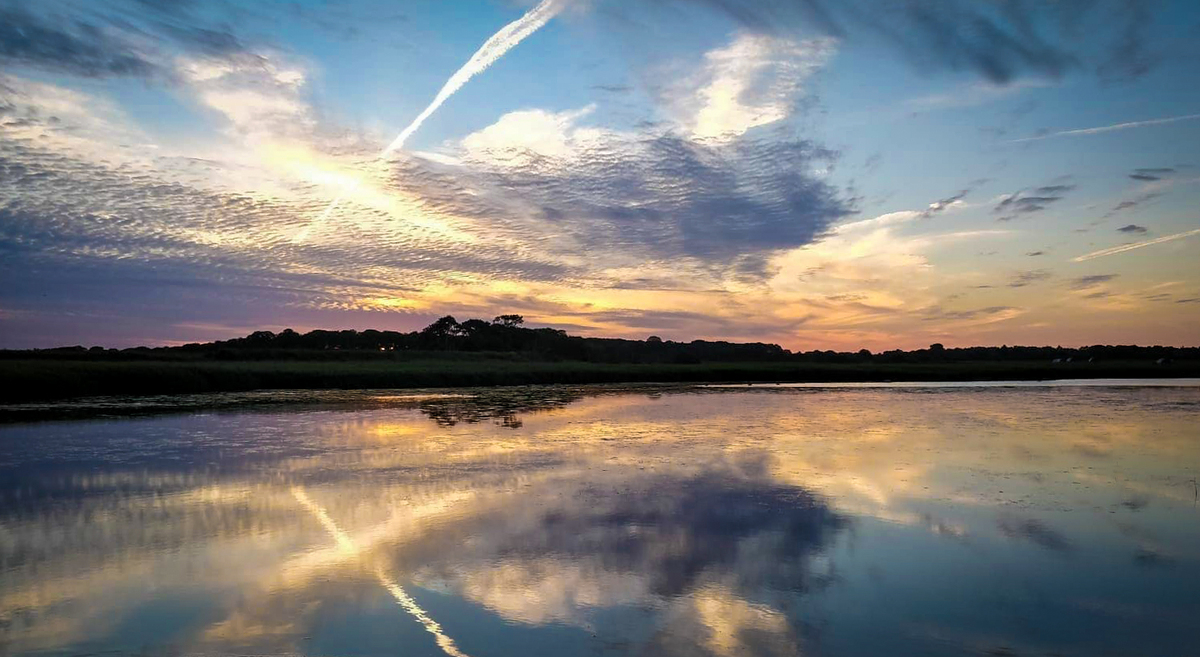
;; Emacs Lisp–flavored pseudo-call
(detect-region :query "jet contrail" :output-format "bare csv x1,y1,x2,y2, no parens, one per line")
1010,113,1200,143
382,0,563,157
294,0,564,242
1072,228,1200,262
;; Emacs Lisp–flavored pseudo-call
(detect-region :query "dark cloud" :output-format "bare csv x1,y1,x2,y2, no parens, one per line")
1008,269,1051,288
1070,274,1117,290
154,23,246,56
1128,167,1174,181
1118,224,1148,234
1096,0,1158,80
651,0,1165,83
825,293,867,302
583,308,744,334
1105,191,1161,218
994,183,1074,221
995,196,1058,219
919,179,986,219
920,189,969,218
277,1,409,43
0,7,160,79
592,84,633,93
0,1,265,83
127,0,199,16
459,129,854,266
1033,184,1073,195
921,305,1017,322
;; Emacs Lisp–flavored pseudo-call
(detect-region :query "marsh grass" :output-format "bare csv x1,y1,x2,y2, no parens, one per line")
2,358,1194,403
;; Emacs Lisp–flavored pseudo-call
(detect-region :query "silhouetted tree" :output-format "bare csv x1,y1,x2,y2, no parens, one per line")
493,314,524,327
420,316,462,349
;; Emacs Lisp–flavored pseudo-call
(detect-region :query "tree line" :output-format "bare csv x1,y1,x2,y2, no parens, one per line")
6,315,1197,363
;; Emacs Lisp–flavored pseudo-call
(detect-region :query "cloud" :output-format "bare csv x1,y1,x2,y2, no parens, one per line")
1033,185,1073,195
994,183,1074,221
1105,192,1162,218
1128,167,1175,181
276,2,409,42
0,6,160,79
921,305,1021,323
0,1,862,348
155,23,248,57
177,51,314,139
459,105,602,166
652,0,1163,84
1117,224,1148,234
0,74,1024,352
0,3,255,85
997,196,1062,216
1105,166,1190,217
453,107,853,265
0,75,581,332
1008,269,1052,288
592,84,632,93
762,208,1019,344
906,79,1048,112
0,72,150,162
0,61,855,347
661,33,836,140
1070,274,1118,290
918,180,987,219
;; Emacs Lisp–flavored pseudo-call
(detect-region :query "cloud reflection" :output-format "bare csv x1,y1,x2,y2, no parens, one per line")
1,385,1199,655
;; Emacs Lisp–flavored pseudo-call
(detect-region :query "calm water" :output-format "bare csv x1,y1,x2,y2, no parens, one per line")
1,383,1198,657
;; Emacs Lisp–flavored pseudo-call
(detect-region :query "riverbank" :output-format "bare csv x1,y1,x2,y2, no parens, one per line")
3,358,1196,403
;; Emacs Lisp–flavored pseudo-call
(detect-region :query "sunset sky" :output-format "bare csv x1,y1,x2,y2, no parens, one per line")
2,0,1198,350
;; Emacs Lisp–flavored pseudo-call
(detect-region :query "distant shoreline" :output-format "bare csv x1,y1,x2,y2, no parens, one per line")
3,357,1197,404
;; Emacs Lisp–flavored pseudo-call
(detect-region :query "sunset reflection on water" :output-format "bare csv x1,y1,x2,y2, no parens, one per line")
1,384,1198,656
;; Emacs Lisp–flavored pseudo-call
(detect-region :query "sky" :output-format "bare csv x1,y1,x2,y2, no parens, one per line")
1,0,1198,350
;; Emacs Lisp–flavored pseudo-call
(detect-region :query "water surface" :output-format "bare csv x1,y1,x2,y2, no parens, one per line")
1,383,1198,656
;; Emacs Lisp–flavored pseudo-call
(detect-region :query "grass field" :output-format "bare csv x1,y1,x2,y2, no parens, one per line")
2,358,1196,403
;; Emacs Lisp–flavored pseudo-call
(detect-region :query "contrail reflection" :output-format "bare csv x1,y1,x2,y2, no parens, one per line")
291,486,472,657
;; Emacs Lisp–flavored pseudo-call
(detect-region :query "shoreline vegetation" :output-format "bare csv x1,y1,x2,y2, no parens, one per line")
3,315,1197,403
